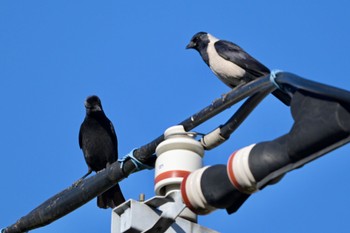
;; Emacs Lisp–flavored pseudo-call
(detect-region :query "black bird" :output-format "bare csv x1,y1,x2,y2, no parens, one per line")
186,32,290,105
79,95,125,209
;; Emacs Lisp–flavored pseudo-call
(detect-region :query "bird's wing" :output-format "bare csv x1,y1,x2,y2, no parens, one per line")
108,121,118,144
214,40,270,77
108,121,119,158
100,118,118,158
79,123,83,149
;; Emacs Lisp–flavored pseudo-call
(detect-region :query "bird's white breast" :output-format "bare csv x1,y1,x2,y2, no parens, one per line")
206,34,246,86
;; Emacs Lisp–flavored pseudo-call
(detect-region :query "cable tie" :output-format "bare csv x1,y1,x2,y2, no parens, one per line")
119,148,154,173
270,69,283,90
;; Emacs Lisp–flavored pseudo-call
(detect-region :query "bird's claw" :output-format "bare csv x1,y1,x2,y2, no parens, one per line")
221,93,228,101
72,179,83,188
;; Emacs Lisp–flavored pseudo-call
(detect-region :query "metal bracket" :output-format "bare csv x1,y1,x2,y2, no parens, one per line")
142,191,186,233
111,191,218,233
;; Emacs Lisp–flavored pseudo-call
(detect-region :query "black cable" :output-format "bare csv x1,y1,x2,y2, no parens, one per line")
276,72,350,105
133,75,275,161
220,87,274,139
200,86,275,150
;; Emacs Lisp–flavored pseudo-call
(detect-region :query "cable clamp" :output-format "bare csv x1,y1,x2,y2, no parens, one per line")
119,148,154,173
270,69,283,90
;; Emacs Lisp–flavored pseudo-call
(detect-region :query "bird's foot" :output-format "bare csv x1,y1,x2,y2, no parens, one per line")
72,178,83,188
221,93,228,101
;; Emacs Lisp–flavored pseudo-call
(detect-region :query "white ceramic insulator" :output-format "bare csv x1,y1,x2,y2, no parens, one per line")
180,166,216,215
155,125,204,196
227,144,258,194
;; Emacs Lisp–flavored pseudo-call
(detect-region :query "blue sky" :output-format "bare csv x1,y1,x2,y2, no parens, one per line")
1,1,350,233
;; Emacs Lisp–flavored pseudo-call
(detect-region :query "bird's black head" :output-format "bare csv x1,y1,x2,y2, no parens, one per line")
84,95,103,114
186,32,209,51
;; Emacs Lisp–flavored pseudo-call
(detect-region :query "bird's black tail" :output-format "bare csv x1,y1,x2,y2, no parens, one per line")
97,183,125,209
272,89,291,106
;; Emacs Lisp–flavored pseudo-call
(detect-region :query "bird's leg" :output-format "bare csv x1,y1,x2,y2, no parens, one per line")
72,168,92,187
79,170,92,180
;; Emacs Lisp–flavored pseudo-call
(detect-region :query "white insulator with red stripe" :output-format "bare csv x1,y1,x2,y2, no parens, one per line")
181,166,216,215
227,144,258,194
155,125,204,196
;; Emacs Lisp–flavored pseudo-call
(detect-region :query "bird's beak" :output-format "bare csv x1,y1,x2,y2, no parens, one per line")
84,101,91,109
186,41,195,49
84,102,101,112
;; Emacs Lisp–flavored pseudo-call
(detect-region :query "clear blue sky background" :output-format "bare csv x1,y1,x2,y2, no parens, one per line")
1,1,350,233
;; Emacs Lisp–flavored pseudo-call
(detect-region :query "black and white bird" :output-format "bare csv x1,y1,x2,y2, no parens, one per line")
186,32,290,105
79,95,125,209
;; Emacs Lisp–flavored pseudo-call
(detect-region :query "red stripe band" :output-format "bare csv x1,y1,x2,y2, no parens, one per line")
180,173,196,212
227,151,243,192
155,170,191,184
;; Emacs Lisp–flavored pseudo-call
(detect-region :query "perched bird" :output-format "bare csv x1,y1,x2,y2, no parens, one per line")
79,95,125,209
186,32,291,105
